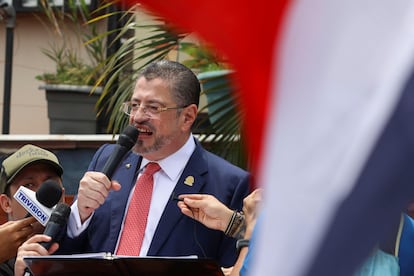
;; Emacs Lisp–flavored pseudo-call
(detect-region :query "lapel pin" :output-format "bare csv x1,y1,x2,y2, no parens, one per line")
184,176,194,186
125,163,131,169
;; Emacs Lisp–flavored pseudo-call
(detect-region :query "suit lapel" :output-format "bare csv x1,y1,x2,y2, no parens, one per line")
148,144,208,255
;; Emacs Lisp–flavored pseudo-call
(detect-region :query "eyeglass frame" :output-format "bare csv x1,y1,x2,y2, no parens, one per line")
121,101,188,117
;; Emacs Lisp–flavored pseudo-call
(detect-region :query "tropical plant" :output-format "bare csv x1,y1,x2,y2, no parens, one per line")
35,0,107,85
93,8,186,133
196,70,246,168
180,41,228,73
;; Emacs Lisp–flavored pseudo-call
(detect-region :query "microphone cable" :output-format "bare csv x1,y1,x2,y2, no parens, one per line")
190,207,207,258
171,192,207,258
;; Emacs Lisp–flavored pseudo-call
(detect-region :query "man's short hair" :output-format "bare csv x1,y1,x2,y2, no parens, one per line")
0,144,63,194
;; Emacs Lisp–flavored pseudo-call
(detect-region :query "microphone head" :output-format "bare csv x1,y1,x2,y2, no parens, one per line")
36,180,62,208
117,125,140,149
49,202,71,224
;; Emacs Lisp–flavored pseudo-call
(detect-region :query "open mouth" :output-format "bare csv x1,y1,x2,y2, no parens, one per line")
138,127,153,136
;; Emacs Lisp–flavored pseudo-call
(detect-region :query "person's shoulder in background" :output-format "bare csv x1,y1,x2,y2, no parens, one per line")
398,213,414,276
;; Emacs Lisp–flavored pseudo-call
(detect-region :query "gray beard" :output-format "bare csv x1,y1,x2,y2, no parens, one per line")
134,134,174,155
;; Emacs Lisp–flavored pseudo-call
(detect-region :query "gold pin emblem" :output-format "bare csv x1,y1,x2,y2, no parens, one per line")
184,176,194,186
125,163,131,169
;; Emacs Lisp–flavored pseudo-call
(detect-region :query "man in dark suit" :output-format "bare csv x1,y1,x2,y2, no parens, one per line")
52,60,250,267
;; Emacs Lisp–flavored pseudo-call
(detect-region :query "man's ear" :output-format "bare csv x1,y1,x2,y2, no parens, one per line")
0,194,12,214
181,104,198,131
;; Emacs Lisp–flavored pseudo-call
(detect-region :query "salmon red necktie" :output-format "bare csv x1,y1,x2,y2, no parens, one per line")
116,162,161,255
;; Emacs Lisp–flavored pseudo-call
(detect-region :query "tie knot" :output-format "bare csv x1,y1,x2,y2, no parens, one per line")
144,162,161,176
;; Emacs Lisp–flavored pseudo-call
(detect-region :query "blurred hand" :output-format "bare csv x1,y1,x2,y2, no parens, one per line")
77,171,121,223
242,188,262,238
0,216,36,263
177,194,233,232
14,234,59,276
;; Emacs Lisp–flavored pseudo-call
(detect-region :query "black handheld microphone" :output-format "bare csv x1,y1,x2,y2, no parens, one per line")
36,180,63,208
101,125,140,179
23,180,62,219
39,202,71,250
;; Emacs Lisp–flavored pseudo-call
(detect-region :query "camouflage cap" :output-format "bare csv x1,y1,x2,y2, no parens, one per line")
0,144,63,194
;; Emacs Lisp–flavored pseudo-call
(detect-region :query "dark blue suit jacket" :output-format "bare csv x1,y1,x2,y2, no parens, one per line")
58,139,250,267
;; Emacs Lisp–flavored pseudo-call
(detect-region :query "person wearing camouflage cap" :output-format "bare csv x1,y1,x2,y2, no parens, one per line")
0,144,64,275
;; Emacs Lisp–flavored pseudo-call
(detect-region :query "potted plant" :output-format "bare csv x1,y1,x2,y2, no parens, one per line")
36,0,107,134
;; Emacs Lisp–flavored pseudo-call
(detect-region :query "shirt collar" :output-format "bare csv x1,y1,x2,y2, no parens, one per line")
141,135,196,181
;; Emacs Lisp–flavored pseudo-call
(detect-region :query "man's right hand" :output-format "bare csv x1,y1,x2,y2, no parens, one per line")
77,171,121,223
0,216,36,262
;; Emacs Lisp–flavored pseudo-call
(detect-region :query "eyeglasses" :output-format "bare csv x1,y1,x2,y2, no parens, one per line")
121,101,187,117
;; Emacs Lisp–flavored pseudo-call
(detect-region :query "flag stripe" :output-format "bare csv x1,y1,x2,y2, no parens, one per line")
306,70,414,275
252,1,414,275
